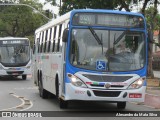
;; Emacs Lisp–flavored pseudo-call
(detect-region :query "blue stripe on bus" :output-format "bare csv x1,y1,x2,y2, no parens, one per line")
143,80,147,86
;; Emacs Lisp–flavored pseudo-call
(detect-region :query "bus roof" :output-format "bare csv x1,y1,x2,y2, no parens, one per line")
71,9,144,17
35,11,71,33
0,37,29,41
35,9,145,33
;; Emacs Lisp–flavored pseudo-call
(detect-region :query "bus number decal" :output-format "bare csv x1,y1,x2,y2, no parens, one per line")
51,64,58,69
75,90,85,94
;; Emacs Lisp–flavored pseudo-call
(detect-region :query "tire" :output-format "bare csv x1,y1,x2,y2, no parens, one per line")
22,75,27,80
38,74,48,99
59,98,68,109
55,79,59,98
55,77,68,109
117,102,126,109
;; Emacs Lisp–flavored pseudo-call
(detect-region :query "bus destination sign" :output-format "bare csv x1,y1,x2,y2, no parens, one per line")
2,40,24,44
72,13,144,28
0,40,29,45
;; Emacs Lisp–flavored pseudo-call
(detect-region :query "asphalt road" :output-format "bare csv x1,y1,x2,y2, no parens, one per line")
0,76,159,120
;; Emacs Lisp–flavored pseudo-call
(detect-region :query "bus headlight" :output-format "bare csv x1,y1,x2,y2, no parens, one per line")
128,77,145,89
67,73,87,88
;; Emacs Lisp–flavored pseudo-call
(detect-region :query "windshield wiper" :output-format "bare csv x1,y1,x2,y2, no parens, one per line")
88,26,102,45
88,26,104,54
113,31,127,45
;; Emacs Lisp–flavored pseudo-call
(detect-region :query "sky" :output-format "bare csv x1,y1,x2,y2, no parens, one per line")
39,0,59,15
38,0,160,16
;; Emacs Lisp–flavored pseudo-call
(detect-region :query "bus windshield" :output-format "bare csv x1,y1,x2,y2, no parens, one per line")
0,45,30,66
70,28,145,72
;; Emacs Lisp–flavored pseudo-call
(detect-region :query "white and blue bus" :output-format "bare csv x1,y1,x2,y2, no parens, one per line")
0,37,32,80
33,9,148,109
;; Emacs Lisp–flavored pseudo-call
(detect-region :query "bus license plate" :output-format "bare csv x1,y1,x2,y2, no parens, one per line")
12,73,19,75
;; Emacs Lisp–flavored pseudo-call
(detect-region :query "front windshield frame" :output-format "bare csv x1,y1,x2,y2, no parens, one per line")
69,28,146,72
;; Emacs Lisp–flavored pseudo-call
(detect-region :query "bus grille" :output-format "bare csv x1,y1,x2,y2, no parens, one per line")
7,71,24,75
83,74,133,82
93,90,121,97
90,84,124,88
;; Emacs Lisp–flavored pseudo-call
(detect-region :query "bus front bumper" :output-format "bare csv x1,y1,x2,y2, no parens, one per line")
0,68,31,76
64,83,146,103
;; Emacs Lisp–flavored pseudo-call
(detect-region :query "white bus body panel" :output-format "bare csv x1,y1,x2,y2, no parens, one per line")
65,84,146,102
34,13,70,95
65,72,146,103
40,53,63,95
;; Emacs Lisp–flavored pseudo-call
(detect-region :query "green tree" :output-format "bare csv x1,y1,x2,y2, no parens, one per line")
47,0,132,15
46,0,158,15
154,14,160,44
144,3,158,78
0,0,51,46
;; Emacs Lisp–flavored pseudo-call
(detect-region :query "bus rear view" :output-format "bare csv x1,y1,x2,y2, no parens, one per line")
0,37,32,80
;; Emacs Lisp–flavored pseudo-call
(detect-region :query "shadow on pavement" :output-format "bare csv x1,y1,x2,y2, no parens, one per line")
0,76,25,81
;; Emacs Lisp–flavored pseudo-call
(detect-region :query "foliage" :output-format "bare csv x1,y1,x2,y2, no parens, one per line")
48,0,133,15
46,0,159,16
0,0,50,47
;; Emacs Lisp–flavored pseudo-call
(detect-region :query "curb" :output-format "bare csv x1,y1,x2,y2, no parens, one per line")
144,93,160,109
147,87,160,90
146,87,160,97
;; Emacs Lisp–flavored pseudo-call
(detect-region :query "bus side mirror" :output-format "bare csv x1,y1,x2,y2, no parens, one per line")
62,29,69,42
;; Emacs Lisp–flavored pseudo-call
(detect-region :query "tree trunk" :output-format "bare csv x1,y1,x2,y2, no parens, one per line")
147,23,154,78
148,42,154,78
146,0,158,78
158,29,160,44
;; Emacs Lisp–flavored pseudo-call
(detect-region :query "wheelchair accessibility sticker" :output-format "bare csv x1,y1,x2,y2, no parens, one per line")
96,60,106,70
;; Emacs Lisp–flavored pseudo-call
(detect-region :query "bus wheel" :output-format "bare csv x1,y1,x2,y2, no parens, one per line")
117,102,126,109
55,78,68,108
55,78,59,98
38,77,48,99
59,98,68,109
22,75,27,80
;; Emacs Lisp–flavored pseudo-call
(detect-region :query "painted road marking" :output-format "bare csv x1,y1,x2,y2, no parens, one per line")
0,93,33,111
14,86,38,90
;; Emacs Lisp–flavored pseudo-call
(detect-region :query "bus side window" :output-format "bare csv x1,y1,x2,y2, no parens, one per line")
38,33,41,53
52,26,57,52
33,39,35,55
40,31,44,53
42,31,46,53
55,25,59,52
50,27,54,52
57,24,62,52
60,24,65,51
48,28,52,52
44,30,48,53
